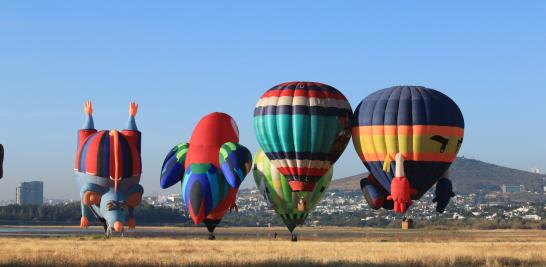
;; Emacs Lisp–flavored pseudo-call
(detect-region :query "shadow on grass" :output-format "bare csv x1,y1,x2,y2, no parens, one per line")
1,257,545,267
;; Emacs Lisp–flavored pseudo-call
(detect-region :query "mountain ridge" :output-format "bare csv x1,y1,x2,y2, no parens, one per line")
329,157,544,193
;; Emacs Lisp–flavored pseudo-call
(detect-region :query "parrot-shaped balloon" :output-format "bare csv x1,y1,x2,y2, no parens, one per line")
160,112,252,239
74,101,144,237
253,81,352,192
352,86,464,213
253,148,332,241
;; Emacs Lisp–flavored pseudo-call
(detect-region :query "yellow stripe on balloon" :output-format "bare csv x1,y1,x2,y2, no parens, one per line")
357,134,462,154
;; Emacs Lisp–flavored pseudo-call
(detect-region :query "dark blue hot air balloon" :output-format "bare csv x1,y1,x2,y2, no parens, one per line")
352,86,464,213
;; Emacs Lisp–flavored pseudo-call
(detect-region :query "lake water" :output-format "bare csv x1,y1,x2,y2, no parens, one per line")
0,226,283,238
0,226,104,237
0,226,436,240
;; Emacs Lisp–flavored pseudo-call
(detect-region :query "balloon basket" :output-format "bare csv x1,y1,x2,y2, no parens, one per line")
401,217,414,230
290,233,298,242
208,233,216,240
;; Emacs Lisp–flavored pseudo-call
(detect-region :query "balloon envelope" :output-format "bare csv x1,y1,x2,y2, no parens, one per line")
254,81,352,192
352,86,464,199
253,148,332,232
160,113,252,226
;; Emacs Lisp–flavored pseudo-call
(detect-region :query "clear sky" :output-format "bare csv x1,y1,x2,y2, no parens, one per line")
1,1,545,201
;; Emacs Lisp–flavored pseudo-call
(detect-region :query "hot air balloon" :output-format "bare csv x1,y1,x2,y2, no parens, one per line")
352,86,464,213
0,144,4,179
160,112,252,239
75,101,144,237
253,81,352,192
253,148,332,241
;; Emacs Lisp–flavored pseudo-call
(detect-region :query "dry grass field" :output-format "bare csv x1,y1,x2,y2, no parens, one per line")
0,227,544,266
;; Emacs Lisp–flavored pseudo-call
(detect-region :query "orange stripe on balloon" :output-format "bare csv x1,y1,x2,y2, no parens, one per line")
110,130,121,192
360,152,457,162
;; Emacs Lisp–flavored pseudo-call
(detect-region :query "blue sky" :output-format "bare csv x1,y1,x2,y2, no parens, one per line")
1,1,545,200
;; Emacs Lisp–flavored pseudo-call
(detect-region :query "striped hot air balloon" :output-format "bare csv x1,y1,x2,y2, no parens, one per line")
253,82,352,192
253,148,332,239
352,86,464,213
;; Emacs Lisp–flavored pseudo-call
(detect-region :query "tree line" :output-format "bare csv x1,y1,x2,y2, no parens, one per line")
0,203,186,225
0,202,543,229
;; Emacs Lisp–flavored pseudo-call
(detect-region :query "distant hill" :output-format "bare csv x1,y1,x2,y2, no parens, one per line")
330,157,544,193
328,173,368,191
450,157,543,193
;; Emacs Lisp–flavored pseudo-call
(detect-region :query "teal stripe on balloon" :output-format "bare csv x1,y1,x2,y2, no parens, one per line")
277,115,294,155
254,115,342,154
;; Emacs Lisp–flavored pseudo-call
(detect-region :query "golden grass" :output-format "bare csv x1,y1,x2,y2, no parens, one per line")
0,228,544,266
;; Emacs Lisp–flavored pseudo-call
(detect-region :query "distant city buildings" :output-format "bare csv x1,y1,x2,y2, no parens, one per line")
45,199,74,206
142,194,186,211
230,188,544,225
167,194,183,203
16,181,43,206
501,184,525,194
0,183,543,225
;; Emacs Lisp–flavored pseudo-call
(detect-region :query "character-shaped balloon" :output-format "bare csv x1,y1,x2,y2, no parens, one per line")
352,86,464,213
254,82,352,192
75,101,144,237
160,112,252,239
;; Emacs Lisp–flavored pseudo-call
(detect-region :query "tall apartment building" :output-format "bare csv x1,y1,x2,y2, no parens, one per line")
16,181,43,206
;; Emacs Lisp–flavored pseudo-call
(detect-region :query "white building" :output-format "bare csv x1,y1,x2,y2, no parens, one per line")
522,214,541,221
167,194,183,203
